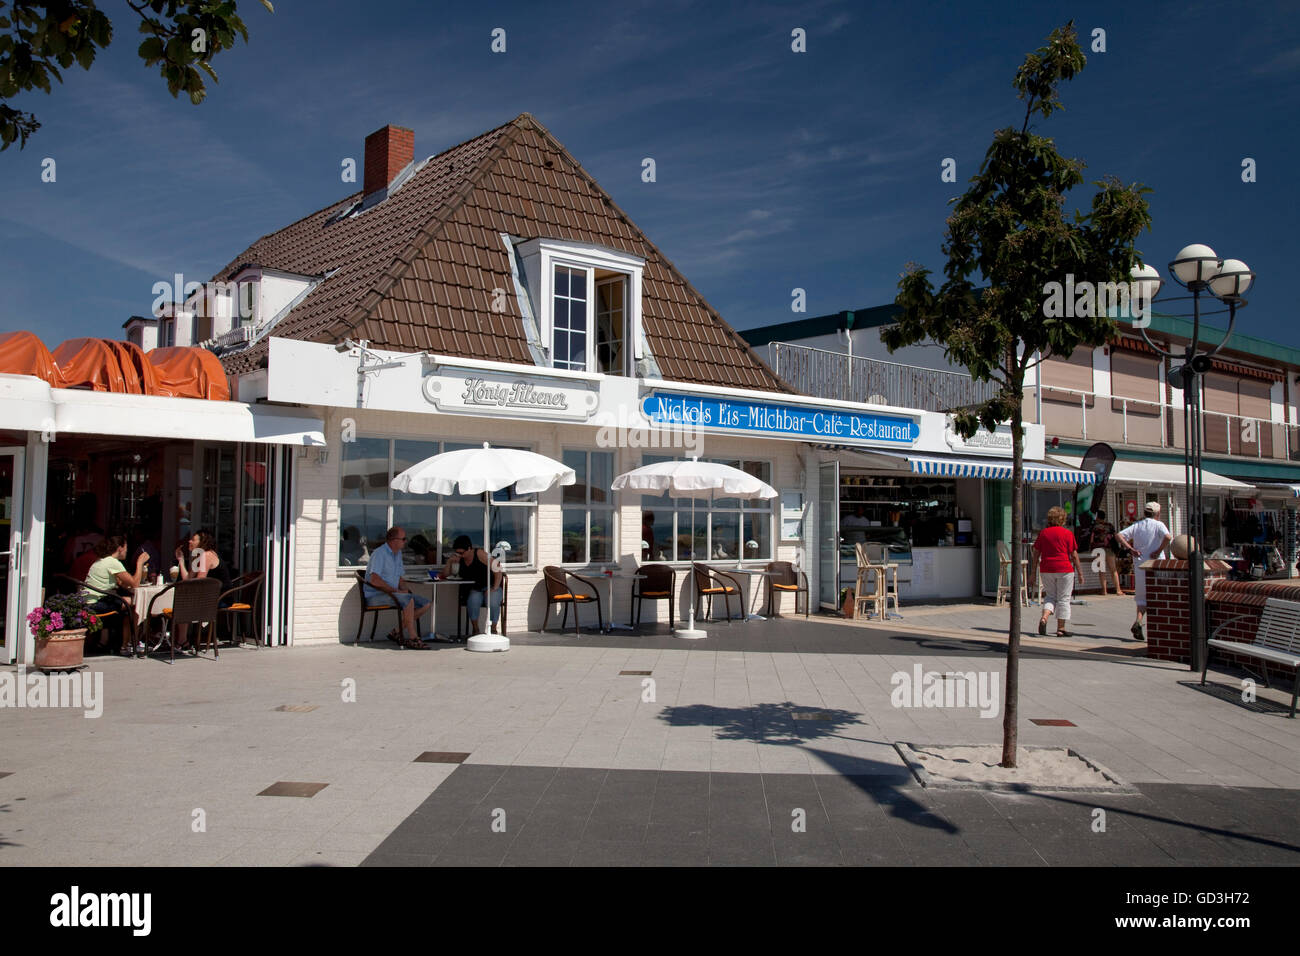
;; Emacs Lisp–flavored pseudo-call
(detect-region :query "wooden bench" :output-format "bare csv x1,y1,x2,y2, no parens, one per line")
1201,596,1300,717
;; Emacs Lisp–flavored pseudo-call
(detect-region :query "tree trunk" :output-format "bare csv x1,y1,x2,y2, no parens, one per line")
1001,399,1024,768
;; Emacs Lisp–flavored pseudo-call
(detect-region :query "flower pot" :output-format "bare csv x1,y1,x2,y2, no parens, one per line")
33,628,86,672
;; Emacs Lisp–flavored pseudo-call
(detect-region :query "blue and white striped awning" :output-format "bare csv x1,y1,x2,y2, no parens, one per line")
906,455,1096,485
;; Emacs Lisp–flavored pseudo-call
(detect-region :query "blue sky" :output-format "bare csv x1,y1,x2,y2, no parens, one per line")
1,0,1297,349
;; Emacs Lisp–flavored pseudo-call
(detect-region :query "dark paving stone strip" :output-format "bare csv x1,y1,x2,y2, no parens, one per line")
361,764,1300,867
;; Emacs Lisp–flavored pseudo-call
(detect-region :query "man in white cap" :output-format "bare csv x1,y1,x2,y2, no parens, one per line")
1117,501,1173,640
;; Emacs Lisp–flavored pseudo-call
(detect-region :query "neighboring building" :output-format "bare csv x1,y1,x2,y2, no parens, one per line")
744,305,1300,584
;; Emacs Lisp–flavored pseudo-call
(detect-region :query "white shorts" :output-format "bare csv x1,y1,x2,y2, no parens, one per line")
1041,572,1075,622
1133,567,1147,608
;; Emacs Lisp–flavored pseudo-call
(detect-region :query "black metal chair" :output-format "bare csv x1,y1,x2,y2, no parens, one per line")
541,566,603,634
765,561,810,618
147,577,222,663
630,563,675,629
353,569,403,644
219,572,264,647
693,564,742,623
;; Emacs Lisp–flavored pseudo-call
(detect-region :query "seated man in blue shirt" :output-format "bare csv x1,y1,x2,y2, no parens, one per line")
365,526,432,648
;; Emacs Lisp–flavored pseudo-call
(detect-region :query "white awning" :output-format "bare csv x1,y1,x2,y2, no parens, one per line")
1051,455,1253,490
833,447,1095,485
0,373,56,432
1252,482,1300,498
0,376,324,445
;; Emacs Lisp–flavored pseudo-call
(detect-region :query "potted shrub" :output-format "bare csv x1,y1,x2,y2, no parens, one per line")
27,593,103,672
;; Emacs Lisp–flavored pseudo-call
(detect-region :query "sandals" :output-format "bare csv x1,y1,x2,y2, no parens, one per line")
1037,620,1047,636
397,633,430,650
1056,629,1071,637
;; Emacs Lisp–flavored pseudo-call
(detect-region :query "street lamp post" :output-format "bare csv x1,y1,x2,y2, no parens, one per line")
1133,246,1255,672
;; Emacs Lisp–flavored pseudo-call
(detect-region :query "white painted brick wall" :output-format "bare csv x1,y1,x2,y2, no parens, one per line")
288,407,807,642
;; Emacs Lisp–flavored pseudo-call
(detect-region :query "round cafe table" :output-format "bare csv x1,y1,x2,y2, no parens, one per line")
132,581,174,625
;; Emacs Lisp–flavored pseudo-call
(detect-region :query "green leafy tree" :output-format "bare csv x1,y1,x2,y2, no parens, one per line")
0,0,273,151
882,22,1153,767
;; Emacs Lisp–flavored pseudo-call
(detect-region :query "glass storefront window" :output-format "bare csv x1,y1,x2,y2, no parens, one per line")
339,438,535,566
561,449,615,565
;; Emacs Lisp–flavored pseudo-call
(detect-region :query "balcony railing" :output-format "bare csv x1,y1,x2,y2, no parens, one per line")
766,341,999,412
1026,383,1300,462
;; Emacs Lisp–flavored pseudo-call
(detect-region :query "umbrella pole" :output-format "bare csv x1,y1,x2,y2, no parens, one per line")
676,494,707,639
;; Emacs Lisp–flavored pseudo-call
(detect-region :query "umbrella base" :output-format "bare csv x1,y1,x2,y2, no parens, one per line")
466,634,510,652
673,627,708,640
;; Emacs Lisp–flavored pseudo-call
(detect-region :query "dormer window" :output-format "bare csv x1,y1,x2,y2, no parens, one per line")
237,278,259,328
518,239,643,376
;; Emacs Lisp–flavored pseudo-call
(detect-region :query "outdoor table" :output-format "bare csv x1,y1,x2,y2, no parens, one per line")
403,576,467,639
726,568,778,621
596,571,644,631
132,581,174,625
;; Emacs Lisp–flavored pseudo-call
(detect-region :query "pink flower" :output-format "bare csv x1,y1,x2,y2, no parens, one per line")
50,612,64,631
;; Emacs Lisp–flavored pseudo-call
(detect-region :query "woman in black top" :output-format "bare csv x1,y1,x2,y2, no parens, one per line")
442,535,503,637
173,531,234,648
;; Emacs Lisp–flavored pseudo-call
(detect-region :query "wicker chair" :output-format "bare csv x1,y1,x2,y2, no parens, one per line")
765,561,809,618
56,574,133,654
219,572,263,647
459,573,508,637
147,577,222,663
693,564,741,623
353,569,404,644
541,566,603,634
630,563,675,628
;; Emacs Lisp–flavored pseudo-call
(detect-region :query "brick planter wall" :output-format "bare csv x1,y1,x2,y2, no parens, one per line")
1144,559,1231,663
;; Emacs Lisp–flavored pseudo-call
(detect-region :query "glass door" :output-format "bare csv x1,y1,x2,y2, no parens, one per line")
818,460,839,609
1,447,26,664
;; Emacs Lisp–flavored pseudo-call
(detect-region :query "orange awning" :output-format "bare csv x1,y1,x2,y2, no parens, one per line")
51,338,128,392
0,330,57,384
109,340,161,395
147,347,231,401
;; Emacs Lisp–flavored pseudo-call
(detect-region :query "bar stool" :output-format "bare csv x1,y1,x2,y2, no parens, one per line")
853,542,885,620
996,540,1029,606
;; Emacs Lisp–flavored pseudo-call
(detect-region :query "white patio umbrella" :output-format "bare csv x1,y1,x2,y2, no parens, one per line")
391,442,576,496
391,442,575,652
612,457,777,639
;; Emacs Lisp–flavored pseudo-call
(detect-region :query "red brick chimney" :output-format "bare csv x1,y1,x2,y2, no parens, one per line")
363,125,414,196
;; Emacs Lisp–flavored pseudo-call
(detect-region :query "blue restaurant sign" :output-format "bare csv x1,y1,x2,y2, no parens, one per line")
642,391,919,445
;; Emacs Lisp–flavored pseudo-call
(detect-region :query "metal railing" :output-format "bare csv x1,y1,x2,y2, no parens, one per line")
1026,383,1300,461
767,341,999,412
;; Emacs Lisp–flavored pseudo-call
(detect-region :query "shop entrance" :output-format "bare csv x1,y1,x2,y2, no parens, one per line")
818,460,839,608
1,446,25,663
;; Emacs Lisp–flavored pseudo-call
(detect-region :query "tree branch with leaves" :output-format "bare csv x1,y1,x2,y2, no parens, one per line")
0,0,272,151
881,21,1153,767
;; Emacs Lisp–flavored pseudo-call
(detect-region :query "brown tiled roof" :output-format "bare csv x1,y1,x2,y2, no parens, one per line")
218,114,788,393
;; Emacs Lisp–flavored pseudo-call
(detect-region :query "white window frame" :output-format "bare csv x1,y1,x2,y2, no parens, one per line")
337,435,538,570
560,448,617,567
518,239,644,375
640,456,776,565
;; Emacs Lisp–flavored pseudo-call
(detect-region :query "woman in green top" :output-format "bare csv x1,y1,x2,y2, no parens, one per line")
82,535,147,653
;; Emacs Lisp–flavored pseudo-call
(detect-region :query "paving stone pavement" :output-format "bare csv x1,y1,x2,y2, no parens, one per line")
1,607,1296,867
361,765,1300,867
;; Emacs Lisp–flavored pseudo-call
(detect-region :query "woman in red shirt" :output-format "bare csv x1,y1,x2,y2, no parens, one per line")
1032,506,1084,637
